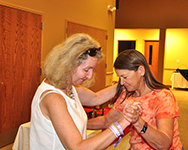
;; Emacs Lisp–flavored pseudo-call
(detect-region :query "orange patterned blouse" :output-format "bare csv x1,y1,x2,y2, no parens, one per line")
113,89,183,150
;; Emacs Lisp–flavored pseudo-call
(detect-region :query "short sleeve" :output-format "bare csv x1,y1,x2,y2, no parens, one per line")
113,97,124,112
113,91,135,113
155,89,180,120
112,91,128,113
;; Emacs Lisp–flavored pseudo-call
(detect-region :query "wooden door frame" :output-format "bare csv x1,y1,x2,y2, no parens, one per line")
0,1,44,17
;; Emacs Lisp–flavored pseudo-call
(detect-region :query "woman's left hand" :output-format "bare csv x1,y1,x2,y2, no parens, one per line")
123,102,141,124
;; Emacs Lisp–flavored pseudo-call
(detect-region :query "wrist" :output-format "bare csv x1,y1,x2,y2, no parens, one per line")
140,121,148,134
133,117,148,134
109,122,124,148
118,118,130,129
132,116,142,126
132,117,143,129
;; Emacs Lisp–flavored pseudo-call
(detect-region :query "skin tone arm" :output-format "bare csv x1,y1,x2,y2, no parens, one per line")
39,92,130,150
87,109,122,130
87,92,141,130
87,90,124,130
123,106,173,150
75,83,117,106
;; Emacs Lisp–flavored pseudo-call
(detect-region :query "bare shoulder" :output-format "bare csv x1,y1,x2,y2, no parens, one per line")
39,91,68,120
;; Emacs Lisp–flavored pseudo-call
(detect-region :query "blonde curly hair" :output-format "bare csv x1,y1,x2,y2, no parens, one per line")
43,33,103,89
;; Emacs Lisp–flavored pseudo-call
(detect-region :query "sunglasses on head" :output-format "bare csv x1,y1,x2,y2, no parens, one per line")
83,47,101,56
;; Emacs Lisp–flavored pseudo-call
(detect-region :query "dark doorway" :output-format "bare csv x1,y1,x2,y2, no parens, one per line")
118,41,136,53
144,40,159,79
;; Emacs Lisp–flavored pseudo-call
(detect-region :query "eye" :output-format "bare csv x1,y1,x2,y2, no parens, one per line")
84,69,89,72
123,76,127,79
84,68,92,72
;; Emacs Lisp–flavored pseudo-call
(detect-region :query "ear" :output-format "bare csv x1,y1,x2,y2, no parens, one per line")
138,65,145,76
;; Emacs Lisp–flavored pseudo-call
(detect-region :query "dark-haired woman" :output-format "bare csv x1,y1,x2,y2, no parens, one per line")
88,49,183,150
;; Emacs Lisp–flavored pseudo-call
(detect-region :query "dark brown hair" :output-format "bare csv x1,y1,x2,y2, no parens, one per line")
111,49,169,104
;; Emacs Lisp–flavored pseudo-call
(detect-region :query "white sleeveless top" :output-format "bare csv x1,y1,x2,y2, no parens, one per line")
30,80,87,150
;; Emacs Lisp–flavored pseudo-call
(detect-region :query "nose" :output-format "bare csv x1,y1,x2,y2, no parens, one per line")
86,70,93,79
120,78,125,85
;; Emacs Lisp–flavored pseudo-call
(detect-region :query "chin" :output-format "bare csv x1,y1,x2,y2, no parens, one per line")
126,88,134,92
77,80,84,85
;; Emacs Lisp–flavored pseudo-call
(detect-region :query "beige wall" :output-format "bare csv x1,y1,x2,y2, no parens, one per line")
113,29,188,86
163,29,188,85
0,0,116,86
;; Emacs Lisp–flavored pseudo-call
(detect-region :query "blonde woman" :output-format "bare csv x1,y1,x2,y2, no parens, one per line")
30,33,139,150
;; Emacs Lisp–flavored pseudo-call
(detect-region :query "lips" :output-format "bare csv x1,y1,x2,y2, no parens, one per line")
80,78,86,83
82,77,87,81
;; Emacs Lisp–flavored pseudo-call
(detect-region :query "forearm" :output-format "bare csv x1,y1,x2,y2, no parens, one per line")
133,117,172,150
61,110,130,149
95,83,118,105
87,109,123,130
83,118,130,150
87,116,110,130
77,84,117,106
65,126,117,150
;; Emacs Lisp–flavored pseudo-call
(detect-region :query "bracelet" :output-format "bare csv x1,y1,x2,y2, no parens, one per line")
113,122,124,148
114,122,124,136
140,121,148,134
109,124,123,148
113,134,123,148
109,124,120,137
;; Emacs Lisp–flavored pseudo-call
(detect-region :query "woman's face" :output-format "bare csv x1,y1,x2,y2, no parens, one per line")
115,67,144,92
72,56,99,85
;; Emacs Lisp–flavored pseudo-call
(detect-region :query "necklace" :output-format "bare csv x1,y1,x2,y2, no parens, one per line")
66,87,75,100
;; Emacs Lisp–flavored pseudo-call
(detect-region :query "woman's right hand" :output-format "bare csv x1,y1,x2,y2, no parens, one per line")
123,102,141,124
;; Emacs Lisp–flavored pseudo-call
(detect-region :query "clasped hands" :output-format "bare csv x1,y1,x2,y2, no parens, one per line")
123,101,142,125
119,91,142,125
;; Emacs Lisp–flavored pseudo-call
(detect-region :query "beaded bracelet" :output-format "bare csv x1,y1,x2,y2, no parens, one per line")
140,121,148,134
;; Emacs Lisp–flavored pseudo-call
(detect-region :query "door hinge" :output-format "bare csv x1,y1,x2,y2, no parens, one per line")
41,22,44,30
106,35,108,40
66,27,69,34
40,68,42,75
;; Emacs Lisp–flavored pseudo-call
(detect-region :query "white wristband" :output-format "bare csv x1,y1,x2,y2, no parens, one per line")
114,122,124,135
109,124,120,137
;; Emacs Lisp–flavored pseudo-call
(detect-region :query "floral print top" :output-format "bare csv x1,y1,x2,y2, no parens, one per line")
113,89,183,150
